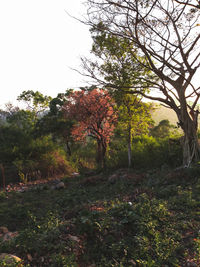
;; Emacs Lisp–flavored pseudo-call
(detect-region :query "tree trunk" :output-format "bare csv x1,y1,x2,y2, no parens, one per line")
127,122,132,168
97,140,103,168
178,107,200,166
182,119,200,166
66,141,71,156
102,142,107,169
96,140,107,169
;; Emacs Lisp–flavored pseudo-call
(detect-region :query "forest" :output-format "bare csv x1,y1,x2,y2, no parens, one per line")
1,0,200,266
0,88,181,187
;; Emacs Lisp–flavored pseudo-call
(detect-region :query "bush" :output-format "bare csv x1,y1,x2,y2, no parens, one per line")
0,136,74,186
76,194,181,266
38,150,73,178
107,135,182,170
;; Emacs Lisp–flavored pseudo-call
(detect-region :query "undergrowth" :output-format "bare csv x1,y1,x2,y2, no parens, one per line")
0,167,200,266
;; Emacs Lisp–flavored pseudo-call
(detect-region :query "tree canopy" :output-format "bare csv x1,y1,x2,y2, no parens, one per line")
83,0,200,166
62,88,117,168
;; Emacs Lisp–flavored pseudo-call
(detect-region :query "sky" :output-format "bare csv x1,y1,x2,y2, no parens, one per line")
0,0,92,108
0,1,199,110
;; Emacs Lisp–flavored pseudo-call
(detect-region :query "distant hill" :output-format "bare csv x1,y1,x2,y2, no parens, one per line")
151,104,178,126
151,103,200,128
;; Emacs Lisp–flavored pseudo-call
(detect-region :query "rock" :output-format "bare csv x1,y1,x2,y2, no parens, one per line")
0,253,22,264
72,172,80,177
186,262,197,267
68,234,80,242
17,188,26,193
27,253,33,261
3,231,18,241
51,179,61,184
51,181,65,190
0,226,18,242
0,226,9,234
56,181,65,189
108,174,118,184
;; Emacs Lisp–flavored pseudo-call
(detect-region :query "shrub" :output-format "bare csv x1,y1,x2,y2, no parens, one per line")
76,194,181,266
107,135,182,170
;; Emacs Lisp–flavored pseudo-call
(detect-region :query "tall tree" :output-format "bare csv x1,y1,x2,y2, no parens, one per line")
84,0,200,166
35,91,75,156
62,89,117,168
116,94,153,168
84,28,155,168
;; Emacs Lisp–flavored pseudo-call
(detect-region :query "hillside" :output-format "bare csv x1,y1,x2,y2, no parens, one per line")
0,167,200,266
151,104,178,126
152,103,200,128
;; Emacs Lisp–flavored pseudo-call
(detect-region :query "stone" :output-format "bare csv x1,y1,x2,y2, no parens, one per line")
0,253,22,264
17,188,26,193
0,226,9,234
3,231,18,241
0,226,18,242
108,174,118,184
55,181,65,189
51,181,65,190
72,172,79,177
50,185,56,190
27,253,33,261
186,262,197,267
68,234,80,242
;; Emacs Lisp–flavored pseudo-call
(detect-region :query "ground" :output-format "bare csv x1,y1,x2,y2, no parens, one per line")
0,167,200,266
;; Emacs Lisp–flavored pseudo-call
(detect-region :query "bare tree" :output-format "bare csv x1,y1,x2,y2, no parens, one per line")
83,0,200,166
173,0,200,9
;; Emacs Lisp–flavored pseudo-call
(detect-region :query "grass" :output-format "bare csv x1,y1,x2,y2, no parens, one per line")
1,167,200,266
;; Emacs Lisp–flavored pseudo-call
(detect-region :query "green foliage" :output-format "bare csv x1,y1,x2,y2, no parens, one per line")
13,137,72,181
115,95,154,138
0,191,7,200
0,256,30,267
90,26,157,90
15,211,61,253
151,119,178,138
35,91,75,153
107,134,182,169
75,194,180,266
1,166,200,266
68,140,97,172
194,234,200,261
49,254,78,267
0,124,72,184
0,94,73,185
17,90,52,114
132,135,182,168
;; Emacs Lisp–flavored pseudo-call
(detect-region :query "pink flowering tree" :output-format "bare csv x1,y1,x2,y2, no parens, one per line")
62,88,117,168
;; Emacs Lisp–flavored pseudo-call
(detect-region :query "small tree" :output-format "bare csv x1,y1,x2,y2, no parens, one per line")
36,91,75,156
62,89,117,168
116,94,153,168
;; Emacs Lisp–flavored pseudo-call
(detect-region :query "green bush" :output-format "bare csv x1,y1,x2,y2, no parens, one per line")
76,194,181,266
107,135,182,170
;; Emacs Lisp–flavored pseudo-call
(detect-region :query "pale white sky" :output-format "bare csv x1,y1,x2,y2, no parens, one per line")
0,0,92,108
0,1,199,110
